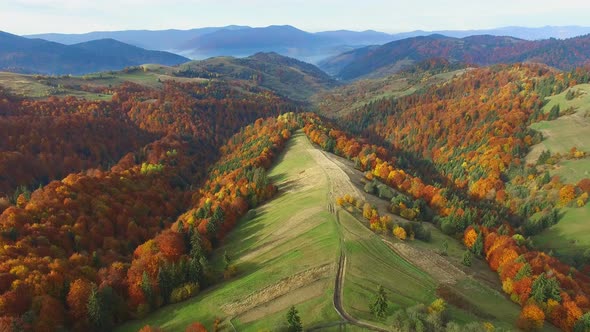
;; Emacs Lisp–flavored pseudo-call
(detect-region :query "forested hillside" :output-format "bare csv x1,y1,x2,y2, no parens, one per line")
175,52,339,101
310,63,590,331
0,76,300,330
0,31,189,75
322,34,590,80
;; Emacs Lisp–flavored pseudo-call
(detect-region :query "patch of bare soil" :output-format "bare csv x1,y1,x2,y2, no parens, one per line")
308,149,363,199
222,264,332,317
384,241,465,285
238,279,328,323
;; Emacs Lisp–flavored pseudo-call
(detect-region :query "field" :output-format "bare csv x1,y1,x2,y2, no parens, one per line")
338,210,436,327
117,132,557,331
0,66,208,101
533,204,590,260
527,84,590,183
0,72,111,100
526,84,590,261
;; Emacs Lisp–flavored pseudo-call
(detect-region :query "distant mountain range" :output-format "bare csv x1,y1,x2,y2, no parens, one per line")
25,26,250,51
320,34,590,80
0,31,189,75
26,25,590,64
6,25,590,77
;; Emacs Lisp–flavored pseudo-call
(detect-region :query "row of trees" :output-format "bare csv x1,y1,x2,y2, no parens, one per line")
126,115,298,319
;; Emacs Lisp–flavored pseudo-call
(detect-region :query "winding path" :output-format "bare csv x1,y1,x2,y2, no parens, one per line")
309,144,392,332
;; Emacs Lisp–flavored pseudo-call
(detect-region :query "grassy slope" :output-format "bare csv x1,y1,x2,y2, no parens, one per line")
527,84,590,182
338,210,436,328
527,84,590,260
534,204,590,258
117,132,341,331
0,72,111,100
333,185,545,331
0,66,206,101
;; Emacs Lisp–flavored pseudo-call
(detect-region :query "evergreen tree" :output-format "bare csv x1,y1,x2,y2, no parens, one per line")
441,240,449,256
92,251,101,267
286,306,303,332
223,251,231,270
158,266,172,303
324,137,336,152
188,257,202,283
531,273,562,303
252,167,269,189
548,104,560,120
199,256,211,285
189,231,203,259
574,312,590,332
87,285,104,330
206,219,218,239
462,250,472,267
472,232,484,257
538,171,551,186
370,285,388,318
537,150,551,165
515,263,532,281
141,271,153,305
196,207,206,219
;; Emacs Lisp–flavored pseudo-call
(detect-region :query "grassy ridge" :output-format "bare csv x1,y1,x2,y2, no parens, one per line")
119,132,558,331
116,133,340,331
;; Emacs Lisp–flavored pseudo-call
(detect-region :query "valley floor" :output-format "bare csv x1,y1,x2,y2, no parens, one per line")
118,132,556,331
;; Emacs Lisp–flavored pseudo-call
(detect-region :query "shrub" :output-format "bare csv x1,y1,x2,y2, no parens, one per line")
462,250,472,267
393,226,407,240
517,304,545,331
223,265,237,280
170,282,199,303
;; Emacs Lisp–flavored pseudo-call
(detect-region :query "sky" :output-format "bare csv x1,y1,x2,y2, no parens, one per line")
2,0,590,35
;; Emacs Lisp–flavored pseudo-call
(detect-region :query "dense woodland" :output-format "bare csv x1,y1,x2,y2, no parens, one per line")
0,80,300,330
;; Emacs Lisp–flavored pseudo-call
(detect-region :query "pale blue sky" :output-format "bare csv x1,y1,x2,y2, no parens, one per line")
1,0,590,35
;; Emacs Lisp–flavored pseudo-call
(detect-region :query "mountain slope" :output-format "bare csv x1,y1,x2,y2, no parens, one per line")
323,34,590,80
23,25,590,65
314,29,395,45
0,31,189,75
180,25,339,59
175,52,339,101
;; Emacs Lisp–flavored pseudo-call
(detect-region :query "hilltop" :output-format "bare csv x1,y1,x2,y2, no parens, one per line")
175,52,339,101
0,31,189,75
322,34,590,80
